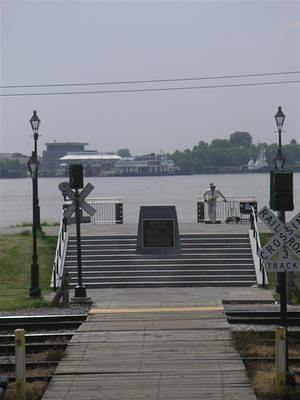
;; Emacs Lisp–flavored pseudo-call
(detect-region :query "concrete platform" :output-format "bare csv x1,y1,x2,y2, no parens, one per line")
42,284,274,399
87,286,274,309
52,221,259,236
5,221,273,399
0,220,272,236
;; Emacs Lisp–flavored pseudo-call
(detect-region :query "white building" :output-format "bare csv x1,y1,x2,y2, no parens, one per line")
59,151,179,177
115,153,178,176
59,152,121,176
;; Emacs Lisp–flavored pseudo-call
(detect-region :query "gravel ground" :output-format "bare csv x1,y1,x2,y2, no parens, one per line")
224,302,300,332
0,304,90,317
224,303,300,312
230,324,300,332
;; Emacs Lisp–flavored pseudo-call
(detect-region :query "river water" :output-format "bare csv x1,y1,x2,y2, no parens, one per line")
0,173,299,228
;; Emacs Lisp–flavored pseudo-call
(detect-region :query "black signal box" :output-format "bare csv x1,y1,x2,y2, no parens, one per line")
270,170,294,211
69,164,84,189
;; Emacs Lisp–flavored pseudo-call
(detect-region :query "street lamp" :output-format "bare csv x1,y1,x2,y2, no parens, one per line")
28,110,41,297
273,106,287,330
274,106,286,170
30,110,41,229
271,106,295,390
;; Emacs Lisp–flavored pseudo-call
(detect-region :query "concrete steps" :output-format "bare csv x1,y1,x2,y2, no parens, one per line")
64,233,257,288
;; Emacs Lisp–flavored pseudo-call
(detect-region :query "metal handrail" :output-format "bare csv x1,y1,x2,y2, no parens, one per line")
197,195,257,222
86,197,123,224
63,197,124,224
51,212,69,289
87,197,122,203
249,206,268,287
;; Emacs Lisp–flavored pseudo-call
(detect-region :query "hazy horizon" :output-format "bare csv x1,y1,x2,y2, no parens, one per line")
1,0,299,156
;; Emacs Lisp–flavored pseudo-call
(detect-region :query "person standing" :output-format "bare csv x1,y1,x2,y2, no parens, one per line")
203,183,227,223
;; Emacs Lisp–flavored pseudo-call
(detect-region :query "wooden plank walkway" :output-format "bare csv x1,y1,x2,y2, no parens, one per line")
42,306,256,399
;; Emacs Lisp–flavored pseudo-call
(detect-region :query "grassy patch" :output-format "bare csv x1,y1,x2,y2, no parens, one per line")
0,232,57,310
233,332,300,399
5,382,49,400
11,221,59,228
260,232,272,247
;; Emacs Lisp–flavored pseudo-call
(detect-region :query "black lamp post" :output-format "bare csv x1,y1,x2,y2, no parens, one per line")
28,110,41,298
274,106,290,387
274,106,286,170
30,110,41,229
273,106,287,325
270,107,295,389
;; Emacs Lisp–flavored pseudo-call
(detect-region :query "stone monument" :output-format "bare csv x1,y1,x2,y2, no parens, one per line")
136,206,181,254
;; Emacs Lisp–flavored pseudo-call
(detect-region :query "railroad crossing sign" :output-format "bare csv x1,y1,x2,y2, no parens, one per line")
257,206,300,271
58,182,96,220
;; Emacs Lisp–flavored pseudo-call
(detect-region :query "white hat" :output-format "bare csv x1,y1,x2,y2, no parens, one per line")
209,182,216,188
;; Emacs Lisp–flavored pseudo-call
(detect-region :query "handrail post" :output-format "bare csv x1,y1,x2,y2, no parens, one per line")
15,329,26,400
262,260,265,288
115,202,123,224
276,326,287,396
53,264,57,292
51,211,69,290
248,205,267,288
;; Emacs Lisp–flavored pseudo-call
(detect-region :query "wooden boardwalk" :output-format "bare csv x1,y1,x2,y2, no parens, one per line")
42,306,256,399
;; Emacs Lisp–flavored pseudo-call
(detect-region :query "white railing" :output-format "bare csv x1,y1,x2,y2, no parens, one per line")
197,195,257,222
51,212,69,289
248,206,268,287
50,197,123,289
86,197,123,224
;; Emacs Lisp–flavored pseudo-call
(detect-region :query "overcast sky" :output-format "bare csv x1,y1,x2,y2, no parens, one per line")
1,0,299,156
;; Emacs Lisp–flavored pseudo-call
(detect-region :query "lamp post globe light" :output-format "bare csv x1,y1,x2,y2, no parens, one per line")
28,110,41,298
274,106,286,170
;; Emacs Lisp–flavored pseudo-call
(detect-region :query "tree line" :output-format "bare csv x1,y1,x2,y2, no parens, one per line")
1,131,299,178
169,131,300,174
0,156,28,178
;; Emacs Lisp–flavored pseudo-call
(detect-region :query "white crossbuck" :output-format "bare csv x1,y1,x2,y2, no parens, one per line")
257,206,300,271
59,182,96,219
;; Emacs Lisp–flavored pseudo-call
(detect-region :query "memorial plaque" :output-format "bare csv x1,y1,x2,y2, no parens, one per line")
136,206,181,254
143,219,175,248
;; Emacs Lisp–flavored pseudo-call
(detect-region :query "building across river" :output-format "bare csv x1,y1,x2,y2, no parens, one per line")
115,153,178,176
41,142,178,176
59,152,121,176
42,142,91,172
59,152,178,176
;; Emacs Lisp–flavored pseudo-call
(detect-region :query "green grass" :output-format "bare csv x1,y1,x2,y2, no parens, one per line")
0,231,57,310
11,221,59,228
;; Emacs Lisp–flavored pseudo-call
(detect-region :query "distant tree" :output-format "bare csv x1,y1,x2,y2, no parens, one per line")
229,131,252,147
170,133,299,174
117,148,131,158
210,139,230,148
0,158,27,178
282,141,300,164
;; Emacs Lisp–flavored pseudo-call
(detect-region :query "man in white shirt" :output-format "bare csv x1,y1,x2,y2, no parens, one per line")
203,183,227,223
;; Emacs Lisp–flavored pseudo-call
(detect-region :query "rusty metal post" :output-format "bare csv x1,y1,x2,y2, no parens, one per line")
275,326,286,396
15,329,26,400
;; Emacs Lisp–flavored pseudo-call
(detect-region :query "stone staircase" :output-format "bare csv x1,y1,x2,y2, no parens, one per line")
64,233,257,288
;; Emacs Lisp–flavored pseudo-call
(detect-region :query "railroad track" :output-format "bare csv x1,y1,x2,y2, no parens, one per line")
226,310,300,326
0,332,73,343
0,314,87,332
0,313,87,386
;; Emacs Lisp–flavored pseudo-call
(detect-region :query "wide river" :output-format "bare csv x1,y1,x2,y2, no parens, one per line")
0,173,299,228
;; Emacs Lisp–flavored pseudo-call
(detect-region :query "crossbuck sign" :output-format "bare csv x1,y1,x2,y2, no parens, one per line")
58,182,96,219
257,206,300,271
